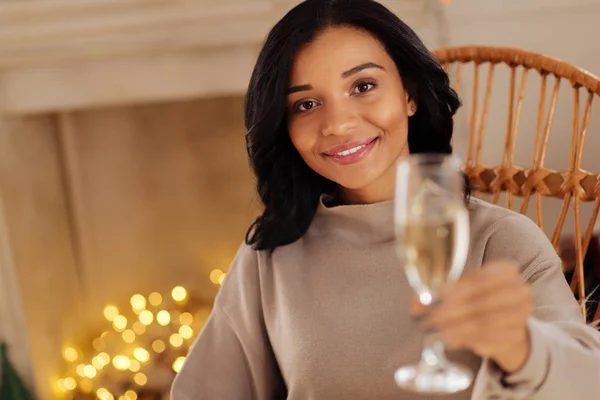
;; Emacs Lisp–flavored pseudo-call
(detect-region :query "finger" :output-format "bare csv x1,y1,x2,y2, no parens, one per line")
426,284,531,329
439,314,530,355
438,306,531,345
441,264,522,303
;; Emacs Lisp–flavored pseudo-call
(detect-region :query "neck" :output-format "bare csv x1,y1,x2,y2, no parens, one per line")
340,185,393,205
339,164,396,205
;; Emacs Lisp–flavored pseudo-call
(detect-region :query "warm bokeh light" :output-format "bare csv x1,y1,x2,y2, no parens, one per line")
76,364,86,377
103,305,119,322
113,315,128,331
148,292,162,306
139,310,153,325
152,339,166,354
209,269,224,284
179,312,193,325
169,333,184,348
218,273,227,285
156,310,171,326
133,347,150,363
132,321,146,335
171,286,187,302
98,352,110,366
122,329,136,343
84,365,97,379
63,377,77,391
63,347,78,362
124,390,138,400
92,356,104,370
92,337,106,351
56,379,66,393
172,356,186,373
112,355,130,370
179,325,193,340
97,388,114,400
129,359,141,372
134,372,147,386
130,294,146,312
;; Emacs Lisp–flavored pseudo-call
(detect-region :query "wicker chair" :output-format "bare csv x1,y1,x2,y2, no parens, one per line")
432,46,600,322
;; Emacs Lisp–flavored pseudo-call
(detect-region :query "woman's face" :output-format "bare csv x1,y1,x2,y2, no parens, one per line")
287,26,415,204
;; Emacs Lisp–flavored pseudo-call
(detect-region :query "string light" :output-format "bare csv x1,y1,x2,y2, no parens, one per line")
122,329,136,344
63,377,77,391
132,321,146,335
125,390,138,400
97,388,114,400
172,357,186,373
139,310,153,326
179,325,193,340
112,355,130,370
218,273,227,285
113,315,128,331
179,312,193,325
98,352,110,366
103,306,119,322
56,379,66,393
92,356,104,370
133,373,147,386
133,347,150,363
157,310,171,326
130,294,146,312
76,364,86,377
152,339,166,354
169,333,183,348
83,365,97,379
129,359,141,372
58,288,210,399
63,347,78,362
209,269,224,284
171,286,187,302
148,292,162,306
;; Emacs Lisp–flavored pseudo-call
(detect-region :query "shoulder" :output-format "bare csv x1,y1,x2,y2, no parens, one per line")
468,197,560,273
214,242,263,308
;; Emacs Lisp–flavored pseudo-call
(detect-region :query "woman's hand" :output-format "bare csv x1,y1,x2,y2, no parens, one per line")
421,261,533,373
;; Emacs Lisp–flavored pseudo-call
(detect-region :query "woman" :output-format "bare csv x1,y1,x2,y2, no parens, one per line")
171,0,600,399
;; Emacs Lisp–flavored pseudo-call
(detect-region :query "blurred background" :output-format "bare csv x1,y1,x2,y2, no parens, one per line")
0,0,598,399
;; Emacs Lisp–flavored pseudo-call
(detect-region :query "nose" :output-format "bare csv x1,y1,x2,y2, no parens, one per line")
321,102,360,137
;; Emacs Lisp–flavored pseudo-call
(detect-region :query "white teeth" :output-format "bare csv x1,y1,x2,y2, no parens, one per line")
335,144,366,157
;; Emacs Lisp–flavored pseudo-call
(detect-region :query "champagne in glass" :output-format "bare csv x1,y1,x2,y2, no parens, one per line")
393,154,472,394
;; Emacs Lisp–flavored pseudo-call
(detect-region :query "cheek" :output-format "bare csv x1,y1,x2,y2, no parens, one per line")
288,123,318,160
364,95,409,140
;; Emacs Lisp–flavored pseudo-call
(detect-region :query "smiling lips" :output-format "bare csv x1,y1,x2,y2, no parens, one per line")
323,137,379,165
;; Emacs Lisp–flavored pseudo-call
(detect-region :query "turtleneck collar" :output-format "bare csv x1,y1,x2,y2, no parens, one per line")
310,194,395,245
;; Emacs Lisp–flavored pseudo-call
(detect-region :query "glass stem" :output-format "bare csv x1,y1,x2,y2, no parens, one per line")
419,330,449,371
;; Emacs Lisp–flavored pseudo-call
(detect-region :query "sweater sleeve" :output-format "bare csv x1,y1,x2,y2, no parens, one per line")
170,243,286,400
475,214,600,399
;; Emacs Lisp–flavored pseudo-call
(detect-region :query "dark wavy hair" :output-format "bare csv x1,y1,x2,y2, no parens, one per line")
244,0,462,251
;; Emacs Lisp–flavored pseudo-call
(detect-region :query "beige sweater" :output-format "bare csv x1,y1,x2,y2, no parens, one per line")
171,197,600,399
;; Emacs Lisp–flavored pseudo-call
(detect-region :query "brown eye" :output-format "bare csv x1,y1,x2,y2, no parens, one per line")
295,100,319,113
353,81,376,94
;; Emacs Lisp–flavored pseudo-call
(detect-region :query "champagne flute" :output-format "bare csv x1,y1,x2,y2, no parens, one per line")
393,153,472,394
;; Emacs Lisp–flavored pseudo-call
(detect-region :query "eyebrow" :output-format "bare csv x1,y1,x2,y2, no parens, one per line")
341,62,385,78
286,62,385,95
287,84,312,95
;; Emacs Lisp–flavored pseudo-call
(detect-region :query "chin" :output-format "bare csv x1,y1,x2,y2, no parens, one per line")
331,174,378,192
